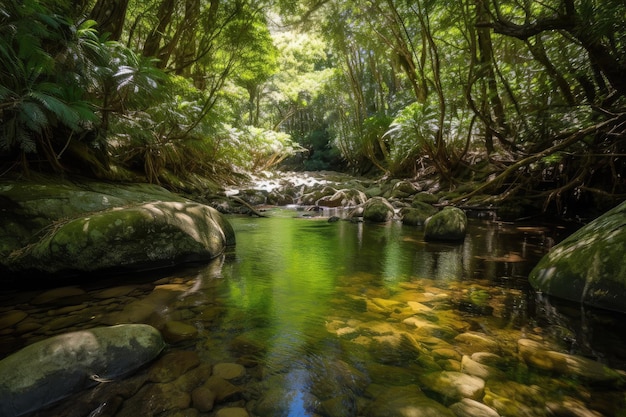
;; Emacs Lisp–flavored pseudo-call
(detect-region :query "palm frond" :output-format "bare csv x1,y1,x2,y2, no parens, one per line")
18,101,48,133
28,91,80,130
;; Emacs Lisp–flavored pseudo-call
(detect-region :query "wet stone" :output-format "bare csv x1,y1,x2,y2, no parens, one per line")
518,338,622,382
461,355,506,380
162,320,198,343
47,304,88,316
92,285,136,299
120,382,191,416
203,375,243,402
420,371,485,402
174,362,212,392
369,385,455,417
213,363,246,380
471,352,506,367
450,398,501,417
454,331,500,354
30,287,87,305
432,348,462,361
149,350,201,383
0,310,27,330
191,386,216,412
215,407,249,417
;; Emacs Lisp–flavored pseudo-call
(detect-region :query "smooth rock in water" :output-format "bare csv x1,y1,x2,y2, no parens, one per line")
30,286,87,305
363,197,395,223
450,398,501,417
368,385,455,417
460,355,505,380
0,324,164,417
148,350,201,383
213,363,246,380
420,371,485,401
454,331,500,354
202,376,243,402
517,338,622,382
529,199,626,312
424,207,467,242
191,386,216,412
216,407,249,417
0,310,27,330
162,320,198,343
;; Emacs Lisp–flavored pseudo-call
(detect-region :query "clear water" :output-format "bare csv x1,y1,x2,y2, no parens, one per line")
2,209,626,416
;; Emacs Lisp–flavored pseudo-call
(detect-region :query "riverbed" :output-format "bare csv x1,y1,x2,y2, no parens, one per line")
1,209,625,416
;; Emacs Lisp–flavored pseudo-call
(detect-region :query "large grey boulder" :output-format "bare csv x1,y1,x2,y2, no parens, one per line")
7,201,234,274
424,207,467,241
0,179,235,277
529,200,626,312
0,324,164,417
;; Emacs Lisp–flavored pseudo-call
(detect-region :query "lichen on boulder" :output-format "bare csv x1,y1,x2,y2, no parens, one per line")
0,179,235,278
0,324,164,417
424,206,467,242
529,200,626,312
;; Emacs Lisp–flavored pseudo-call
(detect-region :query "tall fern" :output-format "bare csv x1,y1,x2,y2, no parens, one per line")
0,0,101,173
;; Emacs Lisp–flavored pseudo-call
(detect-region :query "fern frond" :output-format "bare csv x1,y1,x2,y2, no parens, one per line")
17,129,36,153
18,101,48,133
28,91,79,130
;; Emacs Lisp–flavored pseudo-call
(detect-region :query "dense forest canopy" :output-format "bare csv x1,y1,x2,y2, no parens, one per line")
1,0,625,213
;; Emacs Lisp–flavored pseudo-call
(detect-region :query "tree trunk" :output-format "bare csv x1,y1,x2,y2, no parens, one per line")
90,0,129,41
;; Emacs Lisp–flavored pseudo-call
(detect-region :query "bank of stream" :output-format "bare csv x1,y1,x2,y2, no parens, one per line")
1,206,626,417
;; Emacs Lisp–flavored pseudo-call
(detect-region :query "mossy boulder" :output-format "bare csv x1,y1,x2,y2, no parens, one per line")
529,200,626,312
401,202,438,226
424,207,468,242
363,197,395,223
0,324,164,417
0,179,235,279
7,202,234,274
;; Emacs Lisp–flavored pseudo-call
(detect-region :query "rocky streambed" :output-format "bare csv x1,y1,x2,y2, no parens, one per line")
1,171,626,416
1,211,626,417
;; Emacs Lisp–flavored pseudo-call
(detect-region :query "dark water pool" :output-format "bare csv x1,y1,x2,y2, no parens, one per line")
1,209,626,417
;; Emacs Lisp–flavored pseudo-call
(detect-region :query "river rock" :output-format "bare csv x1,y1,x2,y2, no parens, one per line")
213,363,246,380
0,324,164,417
162,320,199,343
424,207,468,241
192,386,216,412
369,332,423,365
317,188,367,207
420,371,485,402
0,310,27,330
401,202,438,226
216,407,249,417
529,199,626,312
363,197,395,222
390,180,420,198
454,331,500,355
368,385,455,417
460,355,506,380
517,338,622,382
450,398,501,417
7,201,234,274
0,179,235,279
148,350,201,383
30,286,87,305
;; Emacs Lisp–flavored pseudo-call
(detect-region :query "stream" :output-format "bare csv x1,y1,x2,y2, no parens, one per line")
1,207,626,416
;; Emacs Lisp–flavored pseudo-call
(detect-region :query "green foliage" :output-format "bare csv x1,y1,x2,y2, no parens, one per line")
0,0,100,170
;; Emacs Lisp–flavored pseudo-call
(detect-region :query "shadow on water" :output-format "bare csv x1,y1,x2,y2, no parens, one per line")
2,208,626,416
